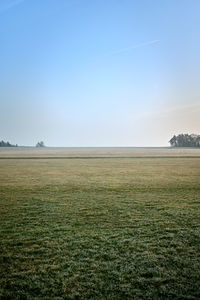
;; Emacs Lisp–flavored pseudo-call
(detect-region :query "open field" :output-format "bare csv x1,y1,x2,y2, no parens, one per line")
0,148,200,299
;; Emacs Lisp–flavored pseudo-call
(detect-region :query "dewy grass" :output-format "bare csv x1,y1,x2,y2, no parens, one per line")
0,157,200,299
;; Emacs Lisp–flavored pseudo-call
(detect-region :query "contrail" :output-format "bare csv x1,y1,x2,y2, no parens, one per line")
0,0,25,13
136,102,200,119
108,39,160,56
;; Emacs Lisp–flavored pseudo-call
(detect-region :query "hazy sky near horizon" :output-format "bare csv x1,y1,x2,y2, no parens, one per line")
0,0,200,146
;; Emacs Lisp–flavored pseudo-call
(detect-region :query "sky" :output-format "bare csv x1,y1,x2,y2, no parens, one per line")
0,0,200,147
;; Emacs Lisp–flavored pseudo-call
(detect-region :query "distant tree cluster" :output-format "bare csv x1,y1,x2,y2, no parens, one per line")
0,140,18,147
0,140,47,147
169,134,200,147
36,141,45,147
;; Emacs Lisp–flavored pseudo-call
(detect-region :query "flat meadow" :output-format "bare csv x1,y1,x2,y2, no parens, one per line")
0,148,200,299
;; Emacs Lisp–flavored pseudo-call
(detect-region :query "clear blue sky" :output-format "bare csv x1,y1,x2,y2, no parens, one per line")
0,0,199,146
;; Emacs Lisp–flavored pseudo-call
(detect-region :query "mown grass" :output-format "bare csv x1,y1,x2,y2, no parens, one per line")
0,157,200,299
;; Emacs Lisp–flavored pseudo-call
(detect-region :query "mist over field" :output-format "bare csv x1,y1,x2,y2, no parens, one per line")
0,146,200,158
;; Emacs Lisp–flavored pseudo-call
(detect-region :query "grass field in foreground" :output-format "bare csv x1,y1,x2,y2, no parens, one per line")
0,157,200,299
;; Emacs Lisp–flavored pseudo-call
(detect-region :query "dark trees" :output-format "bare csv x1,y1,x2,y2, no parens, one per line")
169,134,200,147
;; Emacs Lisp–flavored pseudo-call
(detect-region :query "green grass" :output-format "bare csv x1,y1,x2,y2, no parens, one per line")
0,157,200,299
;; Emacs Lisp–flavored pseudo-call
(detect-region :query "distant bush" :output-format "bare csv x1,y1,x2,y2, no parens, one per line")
36,141,45,147
0,140,17,147
169,134,200,147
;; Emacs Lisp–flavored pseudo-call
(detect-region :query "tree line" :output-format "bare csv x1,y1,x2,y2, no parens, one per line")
169,134,200,147
0,140,18,147
0,140,45,147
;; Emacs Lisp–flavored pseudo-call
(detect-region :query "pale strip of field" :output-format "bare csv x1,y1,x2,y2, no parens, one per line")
0,147,200,158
